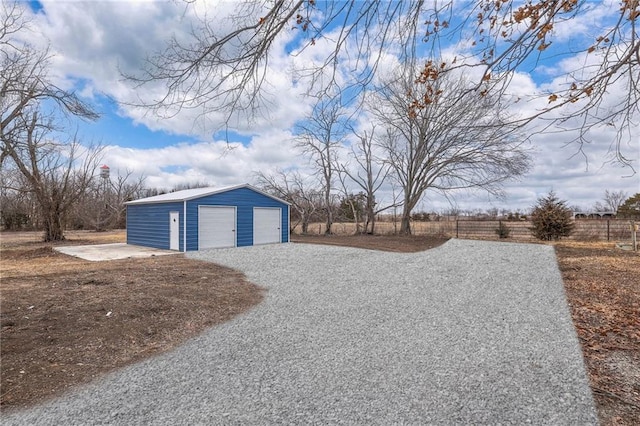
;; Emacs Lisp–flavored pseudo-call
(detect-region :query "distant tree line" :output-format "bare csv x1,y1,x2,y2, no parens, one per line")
255,178,640,238
0,169,146,232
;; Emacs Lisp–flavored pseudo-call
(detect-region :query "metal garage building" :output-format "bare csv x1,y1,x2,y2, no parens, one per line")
125,184,290,251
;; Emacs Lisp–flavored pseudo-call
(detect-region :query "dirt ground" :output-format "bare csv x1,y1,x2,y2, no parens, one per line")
1,230,264,409
291,233,449,252
555,241,640,425
1,231,638,425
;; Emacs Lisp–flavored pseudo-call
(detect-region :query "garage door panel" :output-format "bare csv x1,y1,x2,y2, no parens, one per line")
199,206,236,249
254,208,280,245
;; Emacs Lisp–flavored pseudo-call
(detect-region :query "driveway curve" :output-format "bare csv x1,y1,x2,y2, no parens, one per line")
4,239,597,425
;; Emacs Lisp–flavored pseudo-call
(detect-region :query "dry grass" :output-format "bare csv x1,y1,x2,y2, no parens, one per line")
554,240,640,425
298,220,636,243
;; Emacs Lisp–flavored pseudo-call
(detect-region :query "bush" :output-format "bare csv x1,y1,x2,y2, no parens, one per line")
495,221,511,239
617,193,640,219
530,191,575,241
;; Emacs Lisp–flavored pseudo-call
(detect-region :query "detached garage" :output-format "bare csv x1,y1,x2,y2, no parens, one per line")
125,184,289,251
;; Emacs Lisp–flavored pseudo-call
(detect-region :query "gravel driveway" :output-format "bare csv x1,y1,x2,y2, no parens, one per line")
4,239,597,425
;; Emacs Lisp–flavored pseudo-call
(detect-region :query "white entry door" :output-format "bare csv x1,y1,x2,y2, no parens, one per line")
199,206,236,249
253,207,281,245
169,211,180,251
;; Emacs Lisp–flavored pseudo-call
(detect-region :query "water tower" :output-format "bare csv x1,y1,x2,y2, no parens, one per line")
99,164,110,180
99,165,111,206
96,165,111,231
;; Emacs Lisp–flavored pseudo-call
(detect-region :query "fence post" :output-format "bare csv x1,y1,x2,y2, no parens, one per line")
456,220,459,238
607,219,610,241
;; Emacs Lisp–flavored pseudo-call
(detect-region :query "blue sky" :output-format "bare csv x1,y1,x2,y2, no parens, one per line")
19,0,639,212
28,0,42,12
76,95,200,149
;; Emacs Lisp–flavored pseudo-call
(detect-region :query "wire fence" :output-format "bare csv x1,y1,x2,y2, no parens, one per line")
295,219,637,243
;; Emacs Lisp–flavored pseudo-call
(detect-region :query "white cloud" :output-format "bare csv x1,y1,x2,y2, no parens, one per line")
551,0,617,43
100,128,302,191
27,0,312,139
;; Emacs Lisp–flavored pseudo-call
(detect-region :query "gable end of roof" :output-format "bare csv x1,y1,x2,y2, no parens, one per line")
125,183,290,206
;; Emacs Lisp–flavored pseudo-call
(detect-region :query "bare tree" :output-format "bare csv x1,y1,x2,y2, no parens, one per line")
0,169,37,230
295,98,345,234
1,113,103,240
1,1,101,240
78,169,146,231
75,177,111,231
133,0,638,169
1,3,98,152
255,168,322,234
109,172,146,227
170,181,212,192
370,68,532,235
593,189,628,213
337,126,394,234
130,2,422,122
420,1,639,170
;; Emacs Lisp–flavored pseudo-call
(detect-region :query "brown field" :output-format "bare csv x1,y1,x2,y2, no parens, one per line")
299,218,636,242
1,228,638,424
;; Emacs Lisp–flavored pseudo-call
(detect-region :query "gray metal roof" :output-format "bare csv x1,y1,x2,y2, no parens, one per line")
125,183,290,205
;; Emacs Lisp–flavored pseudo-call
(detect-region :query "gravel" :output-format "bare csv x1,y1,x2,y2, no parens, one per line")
3,239,598,425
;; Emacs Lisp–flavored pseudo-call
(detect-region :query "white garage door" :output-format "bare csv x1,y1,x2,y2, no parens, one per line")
199,206,236,249
254,207,281,245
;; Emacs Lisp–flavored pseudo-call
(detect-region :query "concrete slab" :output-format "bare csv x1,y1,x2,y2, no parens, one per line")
54,243,179,261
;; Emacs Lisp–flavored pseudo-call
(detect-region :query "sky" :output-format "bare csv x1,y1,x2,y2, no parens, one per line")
16,0,640,213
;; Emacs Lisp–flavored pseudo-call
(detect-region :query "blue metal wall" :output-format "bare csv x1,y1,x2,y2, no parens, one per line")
185,187,289,251
126,202,183,251
126,187,289,251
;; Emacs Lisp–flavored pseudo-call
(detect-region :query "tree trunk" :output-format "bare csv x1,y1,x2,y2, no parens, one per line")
349,201,360,235
301,219,309,234
325,208,333,235
43,210,65,242
353,213,360,235
364,202,375,234
399,215,412,235
398,194,415,235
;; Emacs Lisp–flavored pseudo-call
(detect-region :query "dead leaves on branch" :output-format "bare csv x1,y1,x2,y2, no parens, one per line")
417,0,639,114
408,61,447,117
622,0,640,20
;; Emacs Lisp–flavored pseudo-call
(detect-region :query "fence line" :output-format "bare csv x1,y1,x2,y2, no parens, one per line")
294,219,635,242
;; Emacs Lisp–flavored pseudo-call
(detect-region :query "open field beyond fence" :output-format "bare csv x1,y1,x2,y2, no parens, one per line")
295,219,637,243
